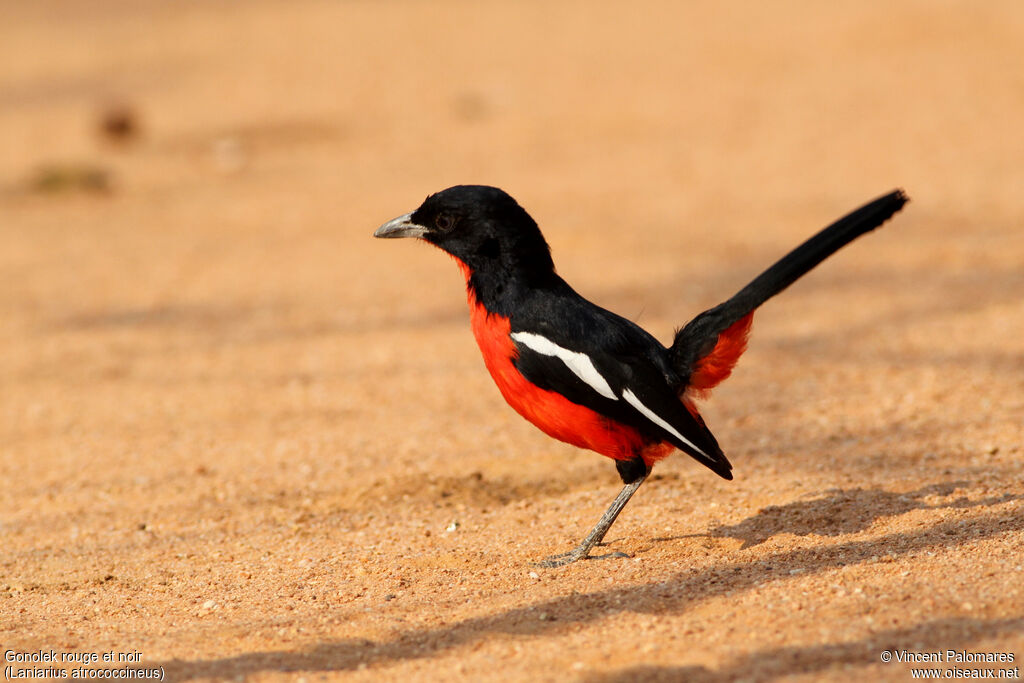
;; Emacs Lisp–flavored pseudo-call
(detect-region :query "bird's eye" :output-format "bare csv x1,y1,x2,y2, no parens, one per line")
435,214,455,232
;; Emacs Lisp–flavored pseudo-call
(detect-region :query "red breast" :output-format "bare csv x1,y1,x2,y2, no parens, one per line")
454,257,675,465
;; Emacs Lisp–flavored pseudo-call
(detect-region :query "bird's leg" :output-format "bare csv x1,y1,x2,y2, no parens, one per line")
537,461,649,568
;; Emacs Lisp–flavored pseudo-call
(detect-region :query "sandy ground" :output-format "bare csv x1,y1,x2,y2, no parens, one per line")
2,1,1024,681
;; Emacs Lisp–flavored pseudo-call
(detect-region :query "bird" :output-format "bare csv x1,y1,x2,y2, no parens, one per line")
374,185,908,566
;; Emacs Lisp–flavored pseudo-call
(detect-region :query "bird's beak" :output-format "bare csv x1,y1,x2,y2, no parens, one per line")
374,213,428,239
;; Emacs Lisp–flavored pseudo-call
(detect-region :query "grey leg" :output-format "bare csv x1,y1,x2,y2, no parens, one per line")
537,472,647,568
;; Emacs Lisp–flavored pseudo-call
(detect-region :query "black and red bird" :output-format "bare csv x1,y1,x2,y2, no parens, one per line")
375,186,908,566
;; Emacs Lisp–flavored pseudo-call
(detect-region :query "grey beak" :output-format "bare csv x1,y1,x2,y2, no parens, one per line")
374,213,428,239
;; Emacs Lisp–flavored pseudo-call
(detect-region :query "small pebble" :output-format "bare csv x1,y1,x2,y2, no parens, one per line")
98,103,139,143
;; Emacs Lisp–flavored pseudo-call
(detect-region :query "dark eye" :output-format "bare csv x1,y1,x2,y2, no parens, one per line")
435,213,455,232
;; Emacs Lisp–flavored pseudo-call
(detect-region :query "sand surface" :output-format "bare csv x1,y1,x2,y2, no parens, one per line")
2,1,1023,681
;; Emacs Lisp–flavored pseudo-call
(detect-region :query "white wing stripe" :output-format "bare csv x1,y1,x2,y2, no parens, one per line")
510,332,617,400
622,388,708,458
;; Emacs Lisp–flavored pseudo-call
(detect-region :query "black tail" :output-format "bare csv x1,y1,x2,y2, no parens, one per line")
670,189,909,375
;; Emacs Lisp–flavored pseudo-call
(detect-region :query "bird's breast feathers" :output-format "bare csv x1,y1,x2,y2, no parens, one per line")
466,290,667,462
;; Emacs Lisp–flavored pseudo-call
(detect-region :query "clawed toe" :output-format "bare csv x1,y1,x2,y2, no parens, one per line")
534,547,630,568
535,550,587,568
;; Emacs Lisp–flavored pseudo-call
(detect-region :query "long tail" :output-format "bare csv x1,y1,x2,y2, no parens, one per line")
670,189,909,390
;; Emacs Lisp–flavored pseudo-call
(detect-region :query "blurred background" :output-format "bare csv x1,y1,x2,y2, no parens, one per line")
2,0,1023,675
3,0,1021,481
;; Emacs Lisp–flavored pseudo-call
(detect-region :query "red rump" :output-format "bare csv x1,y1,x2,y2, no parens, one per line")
453,257,674,464
686,313,753,400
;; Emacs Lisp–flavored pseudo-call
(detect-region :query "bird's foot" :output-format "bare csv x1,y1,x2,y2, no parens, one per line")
534,546,629,568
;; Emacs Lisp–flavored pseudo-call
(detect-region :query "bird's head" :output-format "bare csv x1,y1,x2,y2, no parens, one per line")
374,185,554,277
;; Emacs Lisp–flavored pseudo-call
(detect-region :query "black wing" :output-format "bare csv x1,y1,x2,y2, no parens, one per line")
510,282,733,479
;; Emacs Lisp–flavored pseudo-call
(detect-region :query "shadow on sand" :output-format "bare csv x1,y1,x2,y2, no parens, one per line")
705,482,1019,549
153,486,1023,680
583,616,1024,682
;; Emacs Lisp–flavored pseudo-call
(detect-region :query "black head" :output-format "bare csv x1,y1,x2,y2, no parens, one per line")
375,185,555,278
